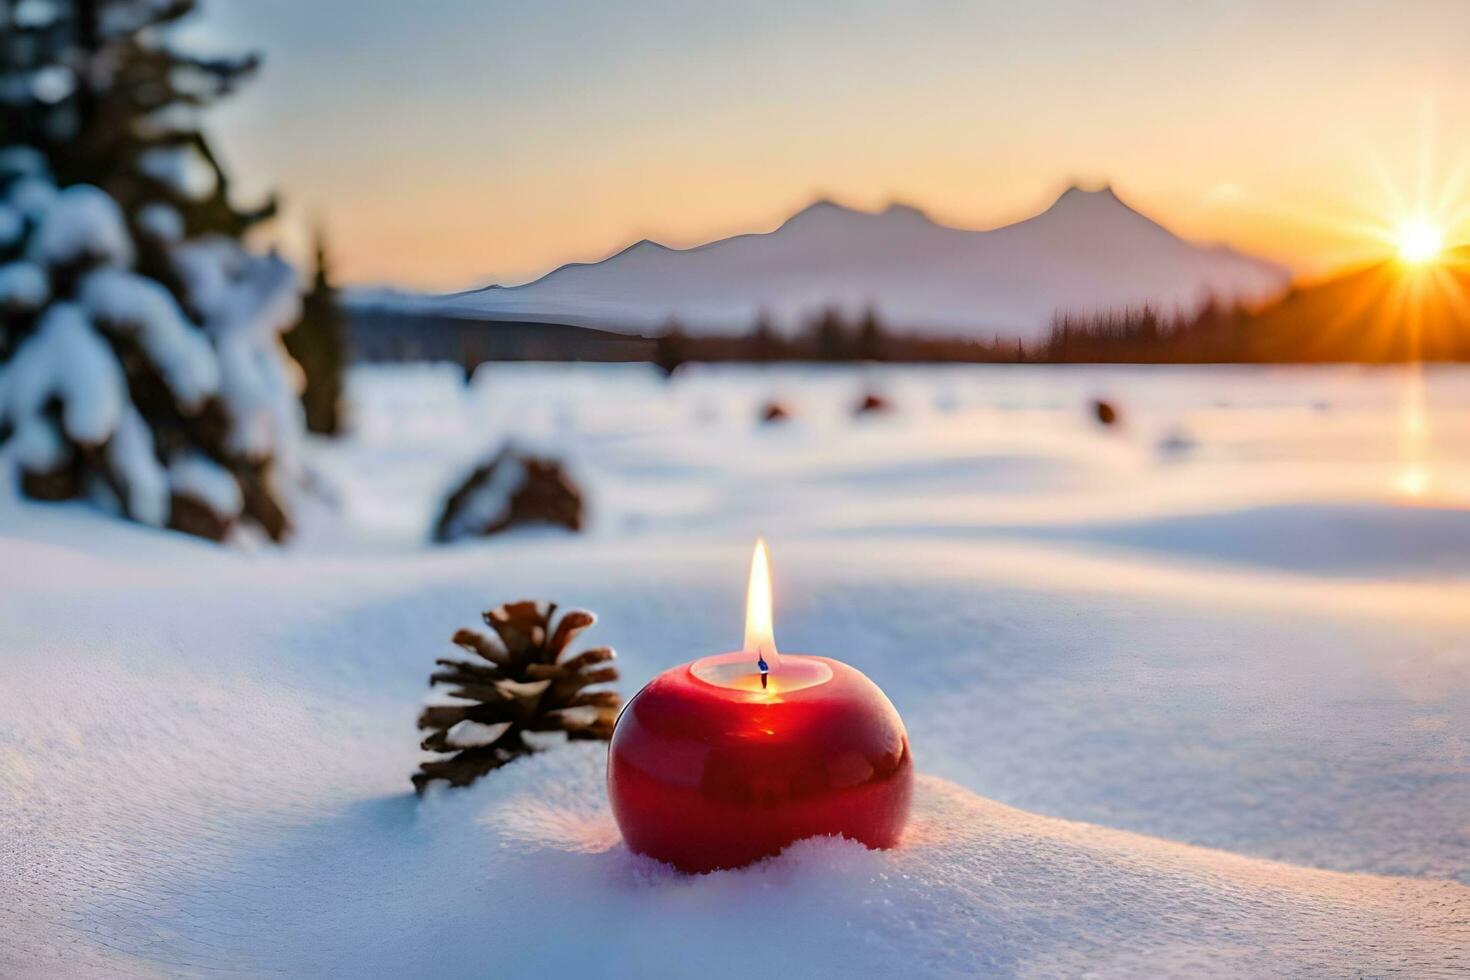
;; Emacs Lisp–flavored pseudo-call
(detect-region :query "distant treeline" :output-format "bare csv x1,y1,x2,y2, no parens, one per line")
652,269,1470,369
653,308,1027,371
1040,299,1255,364
348,258,1470,371
651,298,1259,370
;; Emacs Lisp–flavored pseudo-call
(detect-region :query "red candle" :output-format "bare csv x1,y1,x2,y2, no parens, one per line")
608,540,912,873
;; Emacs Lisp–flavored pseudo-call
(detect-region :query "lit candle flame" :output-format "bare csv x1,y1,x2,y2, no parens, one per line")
743,538,780,679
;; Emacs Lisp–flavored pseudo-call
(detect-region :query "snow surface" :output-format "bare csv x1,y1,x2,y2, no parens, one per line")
2,363,1468,977
349,188,1291,341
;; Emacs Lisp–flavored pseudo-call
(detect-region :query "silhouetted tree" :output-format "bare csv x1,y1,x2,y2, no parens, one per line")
747,310,782,361
654,317,687,377
856,305,885,361
284,231,346,434
811,307,850,361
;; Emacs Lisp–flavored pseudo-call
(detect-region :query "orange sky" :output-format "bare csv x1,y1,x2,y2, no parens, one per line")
189,1,1470,292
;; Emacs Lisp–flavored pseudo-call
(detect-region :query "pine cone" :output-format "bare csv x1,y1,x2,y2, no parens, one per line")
413,601,620,794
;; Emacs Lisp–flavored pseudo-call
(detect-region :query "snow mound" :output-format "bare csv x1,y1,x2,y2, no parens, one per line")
4,363,1470,975
1029,501,1470,578
120,744,1467,978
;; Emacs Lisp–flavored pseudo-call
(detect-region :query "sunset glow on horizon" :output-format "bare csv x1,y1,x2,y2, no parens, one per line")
186,0,1470,291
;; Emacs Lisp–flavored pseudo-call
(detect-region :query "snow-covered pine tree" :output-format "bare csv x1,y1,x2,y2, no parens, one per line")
283,231,345,436
0,0,303,540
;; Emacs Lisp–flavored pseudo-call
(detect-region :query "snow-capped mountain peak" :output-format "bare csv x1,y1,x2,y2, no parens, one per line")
350,185,1290,339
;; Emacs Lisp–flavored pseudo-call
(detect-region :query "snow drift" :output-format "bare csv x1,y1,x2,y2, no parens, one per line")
3,363,1468,976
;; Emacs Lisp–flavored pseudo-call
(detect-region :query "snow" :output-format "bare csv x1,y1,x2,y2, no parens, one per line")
25,183,134,270
5,174,57,222
6,406,67,469
444,719,514,748
167,451,243,518
29,64,75,105
0,204,24,247
2,363,1469,976
0,301,124,449
0,261,49,310
105,405,167,526
134,201,184,243
98,0,169,38
136,145,217,201
173,238,303,465
349,188,1292,341
11,0,60,29
0,165,303,538
0,145,49,180
80,268,219,411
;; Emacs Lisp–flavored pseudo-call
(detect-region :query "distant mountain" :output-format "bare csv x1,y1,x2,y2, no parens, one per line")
1241,248,1470,362
347,186,1291,341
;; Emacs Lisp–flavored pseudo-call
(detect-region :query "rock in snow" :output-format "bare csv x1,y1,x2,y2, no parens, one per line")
349,186,1290,340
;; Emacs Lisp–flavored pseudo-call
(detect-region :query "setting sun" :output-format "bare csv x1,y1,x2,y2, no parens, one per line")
1395,218,1445,264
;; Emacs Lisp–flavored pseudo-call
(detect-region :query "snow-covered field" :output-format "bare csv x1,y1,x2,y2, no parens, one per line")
3,363,1468,977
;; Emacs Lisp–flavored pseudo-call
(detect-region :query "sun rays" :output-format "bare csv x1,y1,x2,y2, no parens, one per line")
1394,218,1444,265
1242,106,1470,499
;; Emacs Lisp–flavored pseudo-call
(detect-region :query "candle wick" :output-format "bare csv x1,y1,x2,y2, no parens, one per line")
757,651,769,690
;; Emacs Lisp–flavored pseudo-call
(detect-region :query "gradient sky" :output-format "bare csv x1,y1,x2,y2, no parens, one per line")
184,0,1470,291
